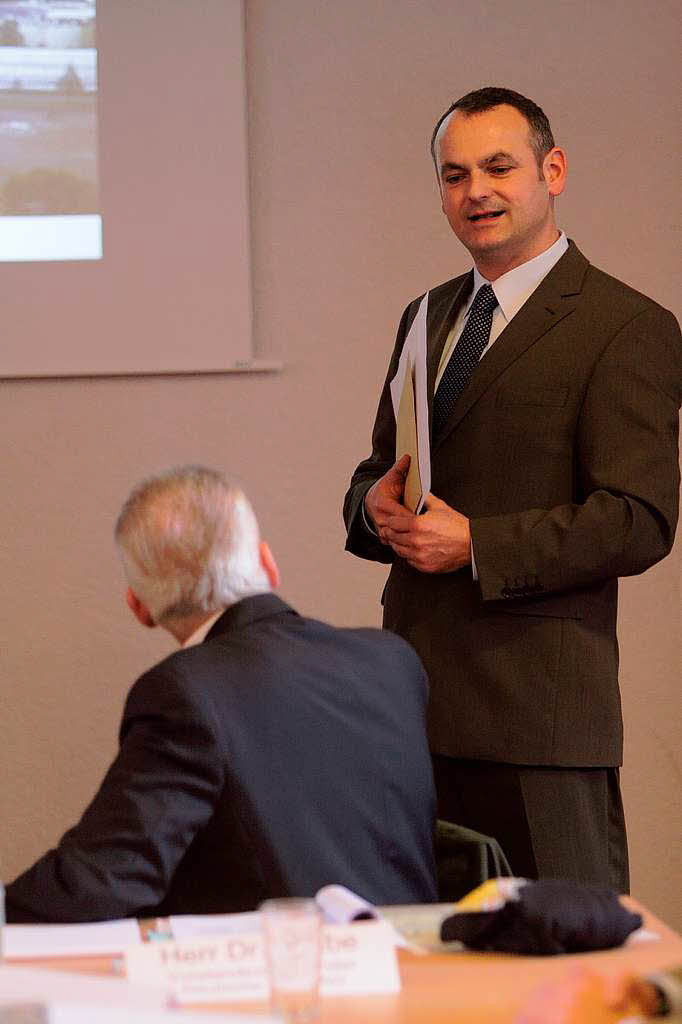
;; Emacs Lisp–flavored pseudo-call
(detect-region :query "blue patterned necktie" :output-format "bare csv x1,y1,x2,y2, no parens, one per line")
432,283,498,438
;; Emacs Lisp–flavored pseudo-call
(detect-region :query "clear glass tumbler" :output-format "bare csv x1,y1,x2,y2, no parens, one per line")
260,897,322,1023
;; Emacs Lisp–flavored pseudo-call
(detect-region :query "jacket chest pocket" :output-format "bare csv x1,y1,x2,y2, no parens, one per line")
495,384,569,408
494,384,573,452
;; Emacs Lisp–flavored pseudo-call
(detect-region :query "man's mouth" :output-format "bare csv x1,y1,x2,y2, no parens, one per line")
468,211,504,222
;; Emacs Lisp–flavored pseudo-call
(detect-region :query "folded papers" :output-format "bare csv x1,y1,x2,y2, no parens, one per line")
315,884,377,923
389,292,431,513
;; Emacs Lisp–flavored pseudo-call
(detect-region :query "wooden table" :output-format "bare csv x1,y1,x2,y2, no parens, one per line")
8,899,682,1023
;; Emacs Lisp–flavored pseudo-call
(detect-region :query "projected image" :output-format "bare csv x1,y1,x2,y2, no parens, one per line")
0,0,99,260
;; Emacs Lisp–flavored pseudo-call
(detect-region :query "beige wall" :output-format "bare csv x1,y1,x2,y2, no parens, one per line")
3,0,680,927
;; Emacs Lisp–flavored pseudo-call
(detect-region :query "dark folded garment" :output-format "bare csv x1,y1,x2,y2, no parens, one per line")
440,879,642,955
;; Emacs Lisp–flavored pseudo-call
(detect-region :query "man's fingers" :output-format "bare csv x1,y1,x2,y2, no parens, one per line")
384,530,424,559
374,501,413,531
385,511,417,533
394,453,411,475
421,491,447,511
388,539,418,560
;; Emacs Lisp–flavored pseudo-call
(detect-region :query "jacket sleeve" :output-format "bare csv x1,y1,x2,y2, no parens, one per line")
5,667,224,922
471,304,682,601
343,300,419,563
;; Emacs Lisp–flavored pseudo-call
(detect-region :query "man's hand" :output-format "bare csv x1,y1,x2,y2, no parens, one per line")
364,454,413,543
382,492,471,573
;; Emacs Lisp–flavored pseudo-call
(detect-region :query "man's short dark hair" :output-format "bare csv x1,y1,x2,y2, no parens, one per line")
430,87,555,169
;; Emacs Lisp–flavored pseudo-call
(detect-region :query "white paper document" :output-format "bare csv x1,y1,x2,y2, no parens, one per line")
0,965,249,1023
0,964,165,1009
125,921,401,1004
315,884,377,923
3,919,142,959
2,914,267,961
389,291,431,512
0,965,277,1023
168,912,261,942
0,1003,258,1024
315,885,419,952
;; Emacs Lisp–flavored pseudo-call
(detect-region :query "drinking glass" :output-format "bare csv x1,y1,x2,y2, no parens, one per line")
260,897,322,1023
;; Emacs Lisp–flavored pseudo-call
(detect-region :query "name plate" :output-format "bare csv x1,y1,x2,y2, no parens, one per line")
125,922,400,1003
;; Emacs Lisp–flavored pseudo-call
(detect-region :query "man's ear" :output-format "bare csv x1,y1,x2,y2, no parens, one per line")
126,587,156,629
259,541,281,589
544,146,567,197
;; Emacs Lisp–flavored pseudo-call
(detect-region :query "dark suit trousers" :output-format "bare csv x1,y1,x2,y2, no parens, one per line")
431,755,629,893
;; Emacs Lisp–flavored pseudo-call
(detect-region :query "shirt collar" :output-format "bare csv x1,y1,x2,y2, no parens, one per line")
468,231,568,322
182,609,225,648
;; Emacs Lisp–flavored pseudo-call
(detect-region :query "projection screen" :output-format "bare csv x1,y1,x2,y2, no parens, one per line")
0,0,253,376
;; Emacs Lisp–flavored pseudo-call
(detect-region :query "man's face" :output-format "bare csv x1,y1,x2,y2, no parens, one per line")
434,104,565,276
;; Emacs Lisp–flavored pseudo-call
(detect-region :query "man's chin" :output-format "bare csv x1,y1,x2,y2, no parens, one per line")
465,233,509,258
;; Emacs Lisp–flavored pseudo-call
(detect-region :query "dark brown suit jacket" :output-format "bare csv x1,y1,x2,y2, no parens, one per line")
344,242,681,767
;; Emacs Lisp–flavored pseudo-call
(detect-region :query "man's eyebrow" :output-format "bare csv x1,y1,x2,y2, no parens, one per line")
439,161,467,175
482,151,517,165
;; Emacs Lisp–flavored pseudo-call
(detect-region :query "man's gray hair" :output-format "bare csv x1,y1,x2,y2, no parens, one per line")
114,466,270,624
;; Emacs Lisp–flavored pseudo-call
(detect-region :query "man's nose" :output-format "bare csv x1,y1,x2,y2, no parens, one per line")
465,171,491,202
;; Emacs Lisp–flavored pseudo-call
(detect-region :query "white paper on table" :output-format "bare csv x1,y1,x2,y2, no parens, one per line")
0,963,165,1011
315,886,425,952
168,912,261,941
2,913,262,960
124,921,401,1004
171,890,414,952
315,884,377,923
127,933,268,1003
0,965,271,1022
0,995,256,1024
321,921,401,995
389,291,431,513
2,919,142,959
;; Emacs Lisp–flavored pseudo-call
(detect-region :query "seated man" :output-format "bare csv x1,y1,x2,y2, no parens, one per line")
7,465,437,922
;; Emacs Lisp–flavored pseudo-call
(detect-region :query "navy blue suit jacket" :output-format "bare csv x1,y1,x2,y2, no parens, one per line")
7,595,436,921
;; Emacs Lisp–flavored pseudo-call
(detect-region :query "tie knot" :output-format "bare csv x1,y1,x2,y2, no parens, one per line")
471,283,498,316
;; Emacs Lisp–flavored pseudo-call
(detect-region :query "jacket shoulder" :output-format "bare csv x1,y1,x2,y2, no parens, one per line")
569,249,678,328
125,643,219,708
344,624,427,671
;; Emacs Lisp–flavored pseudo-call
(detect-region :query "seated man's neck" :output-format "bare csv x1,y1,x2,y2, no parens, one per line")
167,610,224,647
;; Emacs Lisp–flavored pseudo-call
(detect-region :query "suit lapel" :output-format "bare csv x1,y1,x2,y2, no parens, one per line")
431,242,589,454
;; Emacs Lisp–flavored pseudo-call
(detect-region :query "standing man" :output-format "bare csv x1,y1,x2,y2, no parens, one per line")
344,87,681,890
7,465,436,922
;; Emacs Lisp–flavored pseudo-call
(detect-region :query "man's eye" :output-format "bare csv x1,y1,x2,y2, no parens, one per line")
490,166,511,174
445,175,464,184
